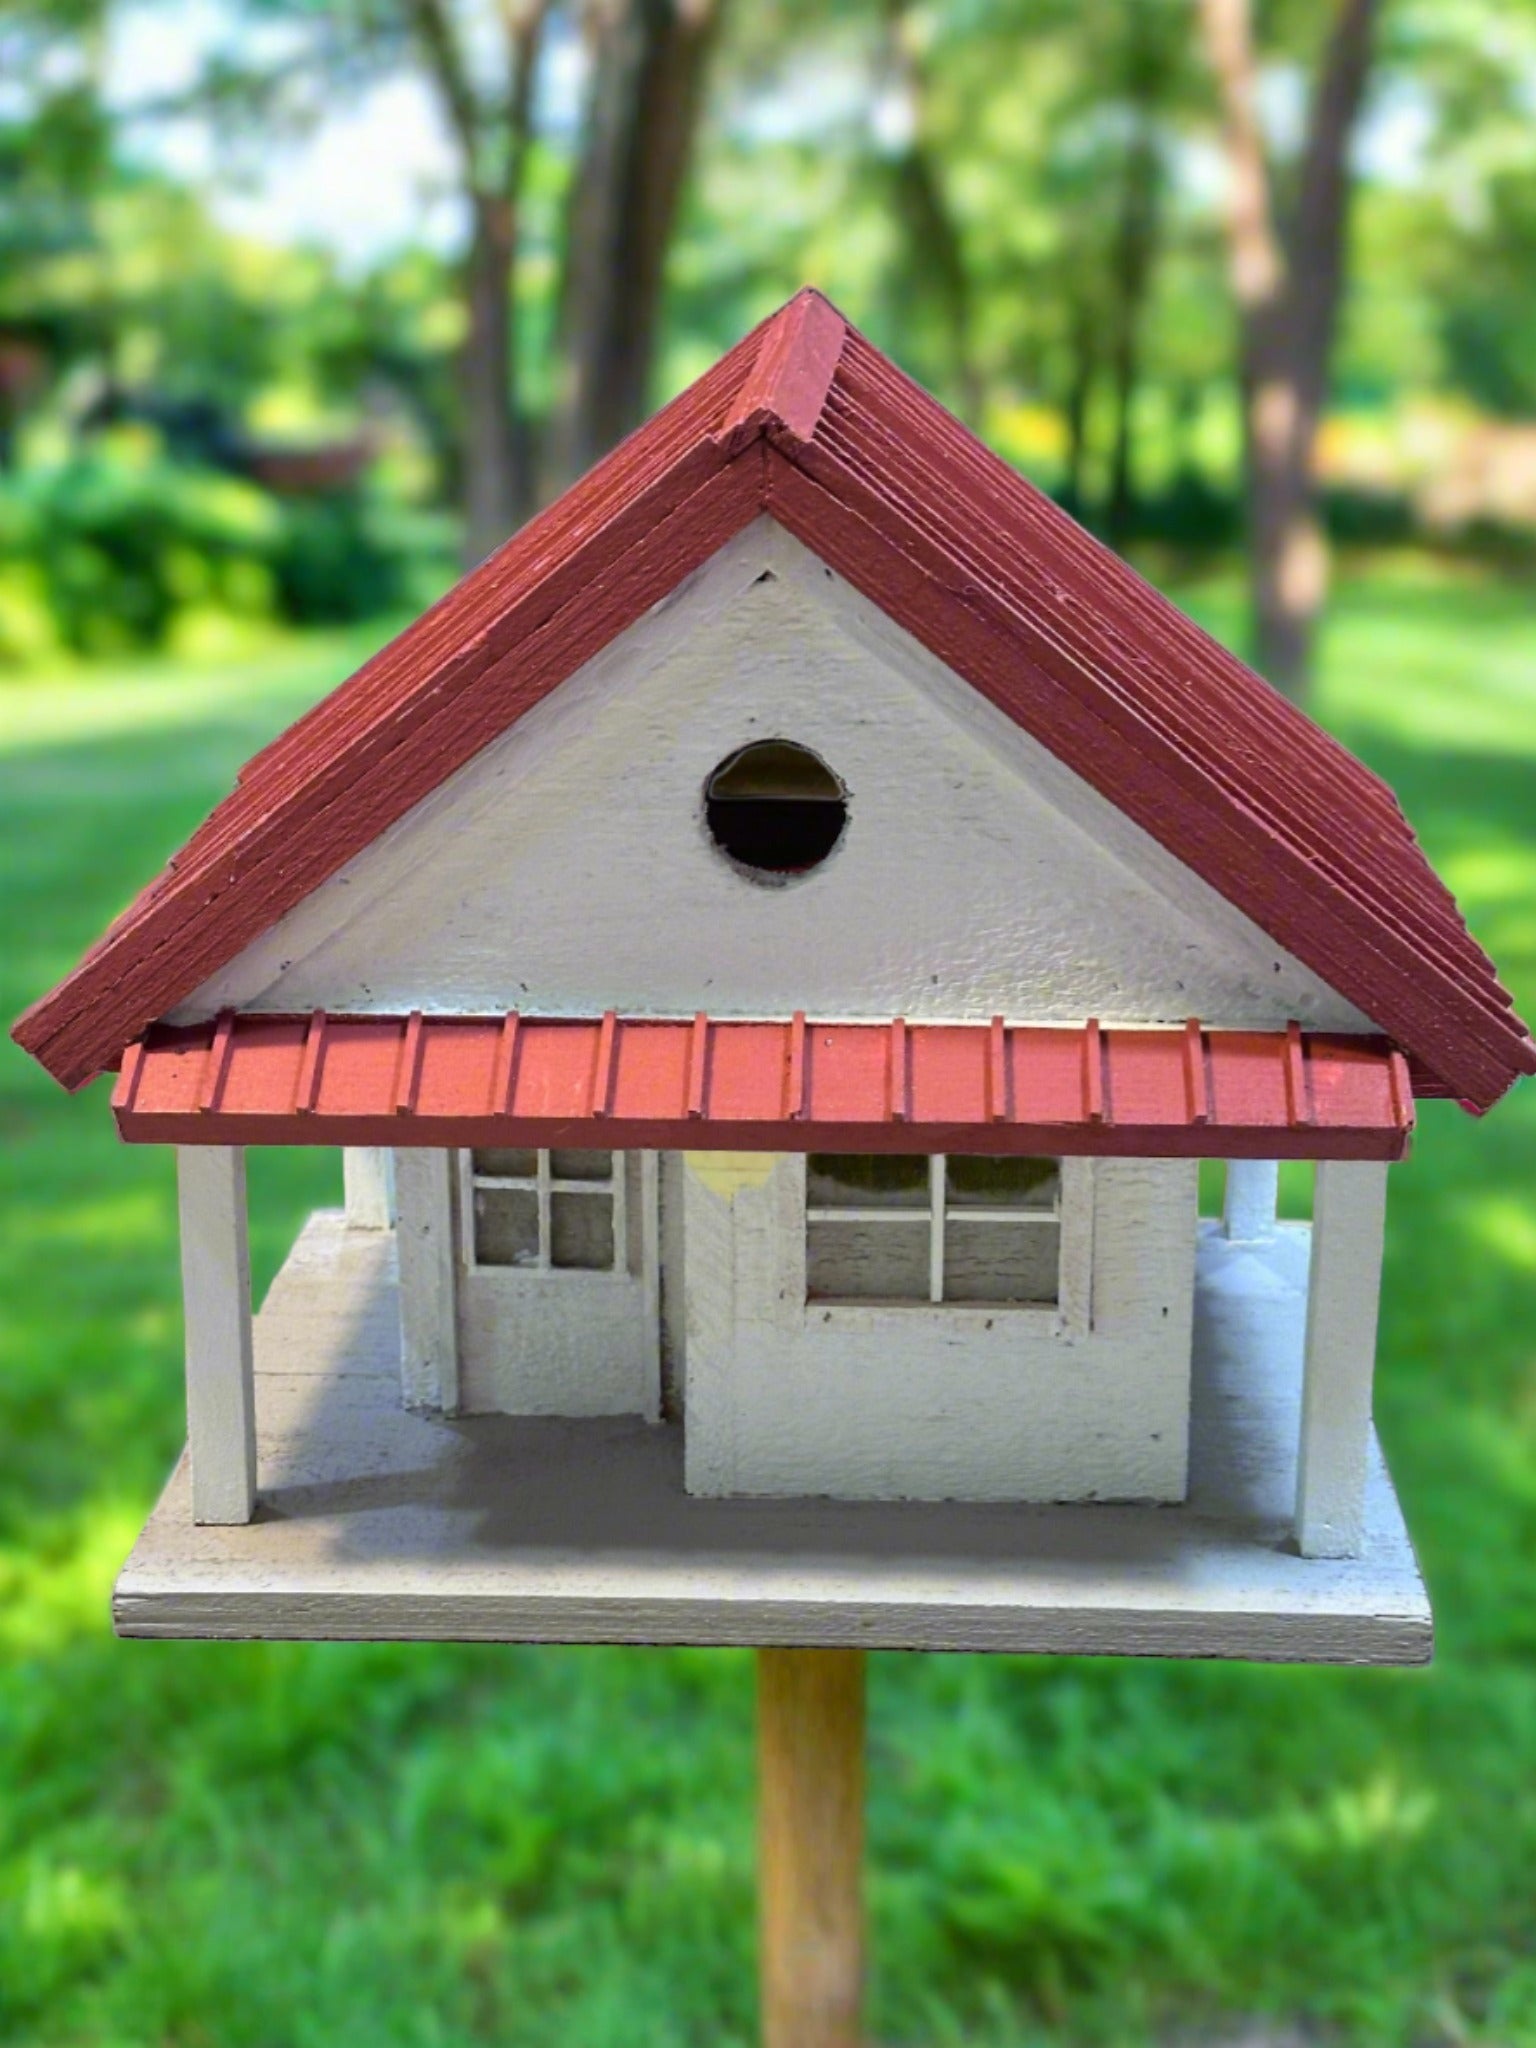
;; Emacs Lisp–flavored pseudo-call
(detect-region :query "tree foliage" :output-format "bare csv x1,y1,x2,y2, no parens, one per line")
1,0,1533,664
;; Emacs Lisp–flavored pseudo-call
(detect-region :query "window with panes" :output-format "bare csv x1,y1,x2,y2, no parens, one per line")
463,1149,627,1274
805,1153,1063,1305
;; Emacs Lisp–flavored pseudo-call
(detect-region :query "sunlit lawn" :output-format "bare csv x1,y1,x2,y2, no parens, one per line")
2,566,1534,2047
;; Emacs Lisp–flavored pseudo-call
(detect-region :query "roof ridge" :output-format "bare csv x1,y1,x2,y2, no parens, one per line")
715,287,848,456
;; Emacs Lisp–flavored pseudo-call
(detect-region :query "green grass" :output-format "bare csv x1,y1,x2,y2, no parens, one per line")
1,570,1534,2047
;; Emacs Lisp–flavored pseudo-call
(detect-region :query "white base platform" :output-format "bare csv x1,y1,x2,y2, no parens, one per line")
115,1213,1432,1663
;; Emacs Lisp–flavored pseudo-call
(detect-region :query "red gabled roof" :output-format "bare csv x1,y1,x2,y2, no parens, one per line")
14,290,1534,1110
114,1012,1416,1163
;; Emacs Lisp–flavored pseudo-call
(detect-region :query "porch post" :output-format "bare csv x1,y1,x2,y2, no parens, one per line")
177,1145,257,1525
343,1147,396,1229
1295,1158,1389,1559
393,1147,460,1413
1223,1158,1279,1240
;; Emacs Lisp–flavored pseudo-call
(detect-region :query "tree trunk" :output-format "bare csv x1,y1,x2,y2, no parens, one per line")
1199,0,1379,701
461,191,521,565
882,0,981,422
407,0,546,563
1242,322,1330,701
549,0,722,488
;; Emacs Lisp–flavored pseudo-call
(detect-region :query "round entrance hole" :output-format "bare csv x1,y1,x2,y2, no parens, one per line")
704,739,848,878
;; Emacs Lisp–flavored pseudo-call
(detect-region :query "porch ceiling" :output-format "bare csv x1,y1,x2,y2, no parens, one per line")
113,1010,1414,1161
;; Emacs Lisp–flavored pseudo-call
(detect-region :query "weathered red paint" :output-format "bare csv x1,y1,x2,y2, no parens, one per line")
112,1011,1415,1161
15,291,1534,1109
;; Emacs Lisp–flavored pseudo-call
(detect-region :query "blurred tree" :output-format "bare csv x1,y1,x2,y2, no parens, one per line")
329,250,465,493
996,0,1189,541
405,0,549,558
874,0,980,424
151,0,527,556
1198,0,1382,700
1103,4,1175,546
0,0,114,462
174,0,726,559
8,0,1536,667
868,0,1182,525
549,0,724,488
1393,0,1536,418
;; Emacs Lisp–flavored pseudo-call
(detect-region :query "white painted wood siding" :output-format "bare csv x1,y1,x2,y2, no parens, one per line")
681,1153,1198,1503
177,1146,257,1525
174,522,1375,1037
1295,1159,1389,1558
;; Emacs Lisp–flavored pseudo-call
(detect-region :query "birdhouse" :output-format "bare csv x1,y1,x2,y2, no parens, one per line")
16,291,1532,1665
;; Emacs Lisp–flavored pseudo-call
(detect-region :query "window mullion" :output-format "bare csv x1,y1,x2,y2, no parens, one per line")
610,1153,628,1276
459,1150,478,1270
536,1149,553,1272
929,1154,945,1304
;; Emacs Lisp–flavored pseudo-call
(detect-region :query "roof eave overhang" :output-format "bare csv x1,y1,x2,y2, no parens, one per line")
120,1113,1409,1162
110,1012,1416,1163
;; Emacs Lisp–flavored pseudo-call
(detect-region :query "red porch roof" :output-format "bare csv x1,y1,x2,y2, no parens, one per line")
113,1012,1416,1162
15,290,1533,1109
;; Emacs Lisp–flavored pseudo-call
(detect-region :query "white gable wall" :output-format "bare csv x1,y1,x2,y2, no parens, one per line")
177,519,1373,1031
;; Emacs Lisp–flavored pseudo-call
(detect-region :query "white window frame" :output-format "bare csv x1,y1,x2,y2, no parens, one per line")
459,1148,630,1280
804,1153,1095,1334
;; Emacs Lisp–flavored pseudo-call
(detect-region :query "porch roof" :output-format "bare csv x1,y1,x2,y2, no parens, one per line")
113,1011,1414,1161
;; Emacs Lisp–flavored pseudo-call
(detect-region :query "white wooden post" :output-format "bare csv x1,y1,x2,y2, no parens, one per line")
177,1146,258,1526
343,1147,396,1229
640,1151,662,1424
393,1147,460,1413
1223,1158,1279,1240
1295,1159,1389,1559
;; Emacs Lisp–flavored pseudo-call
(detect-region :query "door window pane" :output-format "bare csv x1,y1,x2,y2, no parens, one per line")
551,1191,615,1270
473,1148,536,1179
475,1187,539,1266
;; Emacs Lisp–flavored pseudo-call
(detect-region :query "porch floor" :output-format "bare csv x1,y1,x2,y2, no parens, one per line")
115,1211,1431,1662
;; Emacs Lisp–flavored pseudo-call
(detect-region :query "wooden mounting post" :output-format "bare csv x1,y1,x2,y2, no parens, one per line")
757,1647,866,2048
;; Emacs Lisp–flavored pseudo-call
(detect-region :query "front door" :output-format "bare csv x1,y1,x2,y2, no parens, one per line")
455,1147,660,1418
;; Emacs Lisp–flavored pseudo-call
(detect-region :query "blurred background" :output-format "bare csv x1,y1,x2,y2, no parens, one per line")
1,1,1534,2042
